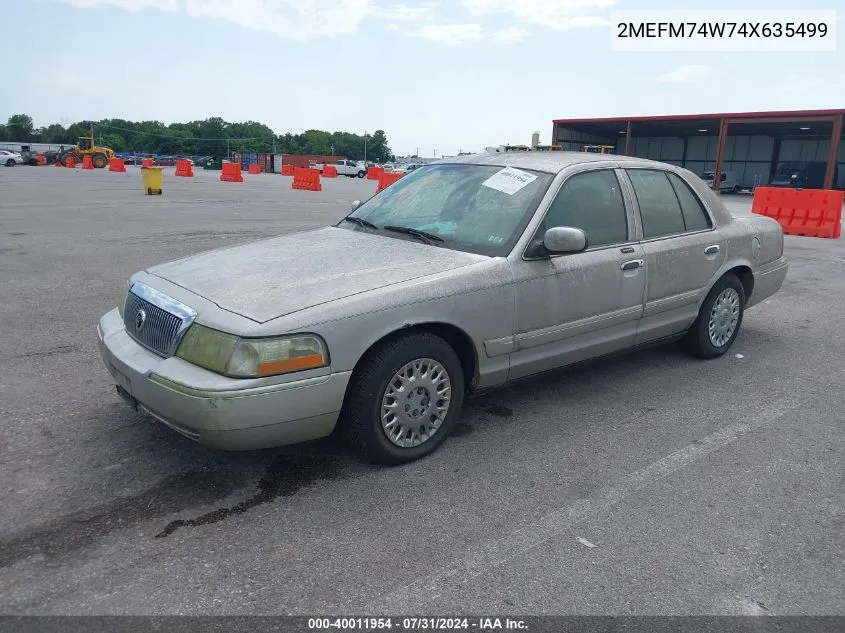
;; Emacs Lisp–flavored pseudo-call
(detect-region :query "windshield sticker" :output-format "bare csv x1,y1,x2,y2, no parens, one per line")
481,167,538,195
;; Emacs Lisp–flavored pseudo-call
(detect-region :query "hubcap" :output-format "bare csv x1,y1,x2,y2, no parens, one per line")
708,287,740,348
380,358,452,448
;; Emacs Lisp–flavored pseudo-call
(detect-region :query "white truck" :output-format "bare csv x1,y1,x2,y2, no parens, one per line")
310,159,367,178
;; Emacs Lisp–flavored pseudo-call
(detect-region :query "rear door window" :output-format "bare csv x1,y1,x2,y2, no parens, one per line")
626,169,687,239
666,172,712,232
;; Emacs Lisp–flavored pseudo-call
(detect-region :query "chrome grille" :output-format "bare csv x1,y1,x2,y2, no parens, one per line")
122,282,197,357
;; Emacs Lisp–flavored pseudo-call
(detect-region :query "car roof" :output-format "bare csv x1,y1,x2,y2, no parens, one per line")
430,151,665,174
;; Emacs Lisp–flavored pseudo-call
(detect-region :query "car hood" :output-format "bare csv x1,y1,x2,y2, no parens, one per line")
146,226,488,323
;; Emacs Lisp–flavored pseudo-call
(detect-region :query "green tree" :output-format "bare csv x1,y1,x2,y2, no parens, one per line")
42,123,68,143
366,130,390,163
6,114,34,142
2,113,393,159
101,133,127,152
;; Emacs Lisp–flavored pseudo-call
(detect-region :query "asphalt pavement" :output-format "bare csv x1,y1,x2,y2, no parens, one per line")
0,165,842,615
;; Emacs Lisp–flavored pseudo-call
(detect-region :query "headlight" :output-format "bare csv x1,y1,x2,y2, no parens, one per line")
116,279,131,319
175,324,328,378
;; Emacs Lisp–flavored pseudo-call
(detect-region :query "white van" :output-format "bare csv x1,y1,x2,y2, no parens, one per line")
701,170,742,193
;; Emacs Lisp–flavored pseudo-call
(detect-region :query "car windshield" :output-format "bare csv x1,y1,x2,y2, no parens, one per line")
774,165,801,177
342,163,554,256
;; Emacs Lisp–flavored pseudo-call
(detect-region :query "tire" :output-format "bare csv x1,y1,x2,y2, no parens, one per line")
91,153,108,169
342,332,465,465
5,159,14,167
731,185,741,194
357,170,365,178
680,273,746,359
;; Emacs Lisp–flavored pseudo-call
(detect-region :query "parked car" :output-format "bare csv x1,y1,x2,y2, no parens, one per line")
768,161,833,189
98,153,787,464
701,170,741,193
331,159,366,177
0,150,23,166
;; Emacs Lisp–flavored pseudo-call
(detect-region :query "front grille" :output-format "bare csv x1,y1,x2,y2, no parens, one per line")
123,291,185,357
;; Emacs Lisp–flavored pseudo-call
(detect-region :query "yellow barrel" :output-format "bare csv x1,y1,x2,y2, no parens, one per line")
141,166,163,195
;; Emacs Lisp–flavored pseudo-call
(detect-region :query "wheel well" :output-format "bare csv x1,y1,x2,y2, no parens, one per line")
353,323,479,392
726,265,754,300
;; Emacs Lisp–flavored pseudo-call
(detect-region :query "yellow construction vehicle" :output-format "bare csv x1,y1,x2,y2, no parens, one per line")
582,144,616,154
57,124,115,168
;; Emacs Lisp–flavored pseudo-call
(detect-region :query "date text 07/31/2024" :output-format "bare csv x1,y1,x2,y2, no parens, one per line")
307,617,529,630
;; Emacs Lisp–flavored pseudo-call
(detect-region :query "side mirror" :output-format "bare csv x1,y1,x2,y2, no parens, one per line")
542,226,587,254
350,200,361,212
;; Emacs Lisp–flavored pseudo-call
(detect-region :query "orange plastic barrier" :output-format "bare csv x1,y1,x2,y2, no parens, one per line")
248,163,261,175
174,159,193,177
220,162,244,183
291,167,322,191
322,165,338,178
752,186,843,239
376,171,405,192
82,156,94,170
35,154,47,166
141,158,154,168
367,166,384,180
65,156,75,168
281,164,294,176
109,157,126,172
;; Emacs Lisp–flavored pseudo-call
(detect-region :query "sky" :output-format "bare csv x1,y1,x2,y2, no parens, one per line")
1,0,843,157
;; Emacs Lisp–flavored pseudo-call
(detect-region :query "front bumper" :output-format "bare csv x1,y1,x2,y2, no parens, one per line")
96,309,351,450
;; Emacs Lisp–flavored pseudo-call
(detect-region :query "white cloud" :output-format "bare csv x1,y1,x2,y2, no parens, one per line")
402,23,485,45
460,0,615,29
489,26,531,43
57,0,178,10
656,64,716,84
394,22,528,45
183,0,376,40
373,2,439,22
54,0,612,42
56,0,396,40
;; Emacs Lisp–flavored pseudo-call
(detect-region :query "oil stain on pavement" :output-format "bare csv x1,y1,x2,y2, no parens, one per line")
155,452,345,538
0,468,244,568
484,404,514,418
0,452,344,566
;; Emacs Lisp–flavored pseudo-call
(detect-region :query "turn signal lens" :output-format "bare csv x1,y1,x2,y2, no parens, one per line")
225,335,328,378
175,326,328,378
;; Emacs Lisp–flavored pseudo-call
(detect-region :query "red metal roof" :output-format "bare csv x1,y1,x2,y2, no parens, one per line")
553,109,845,125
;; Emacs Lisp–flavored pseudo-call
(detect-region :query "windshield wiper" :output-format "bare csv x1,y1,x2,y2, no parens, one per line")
383,225,444,244
341,216,379,230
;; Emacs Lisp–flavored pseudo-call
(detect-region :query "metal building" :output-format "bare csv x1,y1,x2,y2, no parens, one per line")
552,109,844,191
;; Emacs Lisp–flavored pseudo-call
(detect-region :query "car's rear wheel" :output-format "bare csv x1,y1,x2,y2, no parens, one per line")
5,159,14,167
680,273,746,359
343,332,464,465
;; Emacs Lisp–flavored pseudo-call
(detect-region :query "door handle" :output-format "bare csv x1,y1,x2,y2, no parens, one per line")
704,245,720,255
621,259,644,271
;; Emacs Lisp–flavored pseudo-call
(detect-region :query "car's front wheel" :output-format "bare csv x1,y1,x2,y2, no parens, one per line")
357,170,365,178
680,273,746,359
343,332,465,465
